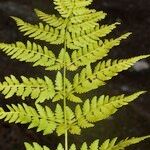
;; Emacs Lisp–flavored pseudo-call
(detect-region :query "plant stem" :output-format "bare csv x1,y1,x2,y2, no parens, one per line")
63,33,68,150
63,65,68,150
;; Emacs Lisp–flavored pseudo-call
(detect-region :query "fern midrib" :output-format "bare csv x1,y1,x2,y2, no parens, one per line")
62,1,76,150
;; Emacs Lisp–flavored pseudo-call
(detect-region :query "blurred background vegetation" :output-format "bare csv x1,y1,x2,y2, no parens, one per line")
0,0,150,149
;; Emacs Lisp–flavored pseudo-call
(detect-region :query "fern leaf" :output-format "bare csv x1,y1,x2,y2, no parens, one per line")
81,142,88,150
0,103,57,135
66,106,82,135
65,78,82,103
74,0,93,8
24,136,150,150
55,104,69,136
67,23,120,50
79,91,145,123
0,41,63,70
68,11,107,32
24,142,50,150
53,0,74,18
53,72,64,102
57,144,64,150
70,11,106,24
12,17,65,44
0,103,67,135
71,91,145,132
71,55,149,94
90,140,99,150
0,75,55,103
35,9,65,28
67,33,130,70
55,105,93,135
66,106,75,124
69,144,76,150
53,72,82,103
100,136,150,150
75,105,94,129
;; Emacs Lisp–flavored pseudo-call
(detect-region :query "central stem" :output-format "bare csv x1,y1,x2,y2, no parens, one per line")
63,33,68,150
63,3,75,149
63,65,68,150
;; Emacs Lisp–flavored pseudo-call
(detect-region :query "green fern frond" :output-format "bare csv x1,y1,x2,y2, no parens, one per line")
24,135,150,150
65,78,82,103
0,75,55,103
74,0,93,8
68,11,107,32
72,8,96,18
67,33,130,71
0,103,68,135
66,23,120,50
74,91,145,126
70,11,106,24
0,41,63,70
100,136,150,150
65,92,144,133
0,0,148,148
24,142,50,150
53,0,93,18
0,103,58,135
53,72,82,103
11,17,65,44
53,0,74,18
53,72,63,102
73,1,94,16
70,55,149,94
34,9,65,28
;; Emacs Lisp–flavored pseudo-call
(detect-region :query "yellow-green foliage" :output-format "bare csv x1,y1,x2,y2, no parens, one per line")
24,136,150,150
0,0,149,149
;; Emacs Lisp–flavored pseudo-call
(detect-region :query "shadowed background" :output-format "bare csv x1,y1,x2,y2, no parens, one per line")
0,0,150,149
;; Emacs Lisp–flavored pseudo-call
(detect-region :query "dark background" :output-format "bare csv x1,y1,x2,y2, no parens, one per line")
0,0,150,149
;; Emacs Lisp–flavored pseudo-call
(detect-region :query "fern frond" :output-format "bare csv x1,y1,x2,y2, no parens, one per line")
67,33,130,70
0,41,63,70
54,0,94,18
68,11,107,32
0,103,68,135
70,55,149,94
0,103,58,135
0,75,55,103
25,142,50,150
34,9,65,28
12,17,65,44
53,72,82,103
73,0,94,16
24,135,150,150
53,0,74,18
53,72,63,102
70,11,106,24
74,91,145,126
74,0,93,8
54,104,65,135
66,23,120,50
100,136,150,150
